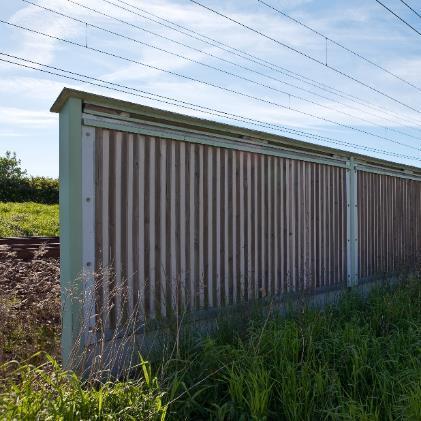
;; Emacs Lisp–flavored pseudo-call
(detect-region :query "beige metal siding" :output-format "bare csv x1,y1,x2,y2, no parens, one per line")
358,171,421,279
94,128,347,328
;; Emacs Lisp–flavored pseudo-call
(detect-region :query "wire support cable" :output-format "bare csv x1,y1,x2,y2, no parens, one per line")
375,0,421,35
2,18,420,153
92,0,421,128
189,0,421,114
1,52,419,164
257,0,421,92
29,0,390,127
21,0,421,142
399,0,421,19
83,0,421,128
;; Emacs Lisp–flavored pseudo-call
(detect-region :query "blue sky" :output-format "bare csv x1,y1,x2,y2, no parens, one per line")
0,0,420,177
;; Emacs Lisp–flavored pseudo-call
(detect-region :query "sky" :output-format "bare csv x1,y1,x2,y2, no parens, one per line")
0,0,420,177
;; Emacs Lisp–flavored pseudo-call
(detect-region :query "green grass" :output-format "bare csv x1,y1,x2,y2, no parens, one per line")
163,278,421,420
0,202,59,237
1,279,420,420
0,355,168,420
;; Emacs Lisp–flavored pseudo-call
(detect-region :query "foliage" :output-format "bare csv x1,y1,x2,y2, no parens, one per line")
0,355,167,420
0,152,27,202
0,278,420,420
0,151,58,204
161,278,421,420
0,202,59,237
26,177,59,204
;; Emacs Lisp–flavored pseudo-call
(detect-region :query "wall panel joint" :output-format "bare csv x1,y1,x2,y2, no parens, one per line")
346,158,358,286
81,126,96,346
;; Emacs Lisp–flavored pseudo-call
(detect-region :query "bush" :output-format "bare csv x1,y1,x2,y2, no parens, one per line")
0,152,58,204
26,177,59,204
0,152,27,202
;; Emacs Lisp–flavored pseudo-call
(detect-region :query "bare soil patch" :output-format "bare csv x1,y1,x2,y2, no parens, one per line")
0,247,60,364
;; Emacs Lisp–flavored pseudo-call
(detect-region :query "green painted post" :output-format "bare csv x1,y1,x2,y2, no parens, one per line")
346,158,359,286
59,97,83,367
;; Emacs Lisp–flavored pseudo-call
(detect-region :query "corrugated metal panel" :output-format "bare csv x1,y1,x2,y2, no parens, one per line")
94,128,347,328
358,171,421,279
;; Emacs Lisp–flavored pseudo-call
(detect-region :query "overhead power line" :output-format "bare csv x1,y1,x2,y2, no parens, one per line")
2,18,420,153
257,0,421,92
0,52,419,164
87,0,421,128
42,0,365,118
21,0,421,142
375,0,421,35
189,0,421,114
399,0,421,19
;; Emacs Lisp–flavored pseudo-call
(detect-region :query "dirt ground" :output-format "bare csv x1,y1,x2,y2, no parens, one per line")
0,247,60,364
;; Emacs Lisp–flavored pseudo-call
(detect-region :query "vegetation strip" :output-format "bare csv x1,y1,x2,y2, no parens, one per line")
0,202,59,237
1,274,420,420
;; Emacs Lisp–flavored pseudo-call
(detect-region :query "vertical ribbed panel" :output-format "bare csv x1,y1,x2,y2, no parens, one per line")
94,128,348,327
358,171,421,279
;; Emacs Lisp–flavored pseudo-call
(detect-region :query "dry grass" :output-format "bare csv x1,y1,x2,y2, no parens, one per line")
0,248,60,364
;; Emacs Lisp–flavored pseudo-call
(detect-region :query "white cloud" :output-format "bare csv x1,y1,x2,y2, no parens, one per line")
387,57,421,83
0,76,65,99
0,106,56,127
0,131,25,137
9,2,81,65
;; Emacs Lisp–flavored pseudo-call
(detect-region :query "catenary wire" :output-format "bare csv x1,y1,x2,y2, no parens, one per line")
2,18,420,153
94,0,421,128
374,0,421,35
189,0,421,114
0,55,380,148
61,0,421,131
1,52,419,163
257,0,421,91
28,0,393,128
399,0,421,19
21,0,421,142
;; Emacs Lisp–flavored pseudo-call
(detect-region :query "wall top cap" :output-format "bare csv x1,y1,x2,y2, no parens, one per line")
51,87,421,174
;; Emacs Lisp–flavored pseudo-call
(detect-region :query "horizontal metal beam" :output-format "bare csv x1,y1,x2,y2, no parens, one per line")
355,163,421,182
83,113,348,168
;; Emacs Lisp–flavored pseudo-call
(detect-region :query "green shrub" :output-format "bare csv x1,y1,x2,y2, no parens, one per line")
0,152,58,204
0,152,28,203
26,177,59,204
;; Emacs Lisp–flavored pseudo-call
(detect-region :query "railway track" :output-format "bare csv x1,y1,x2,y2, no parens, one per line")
0,236,60,260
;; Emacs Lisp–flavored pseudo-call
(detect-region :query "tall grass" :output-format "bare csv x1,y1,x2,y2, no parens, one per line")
0,202,59,237
161,278,420,420
1,278,420,420
0,354,167,420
